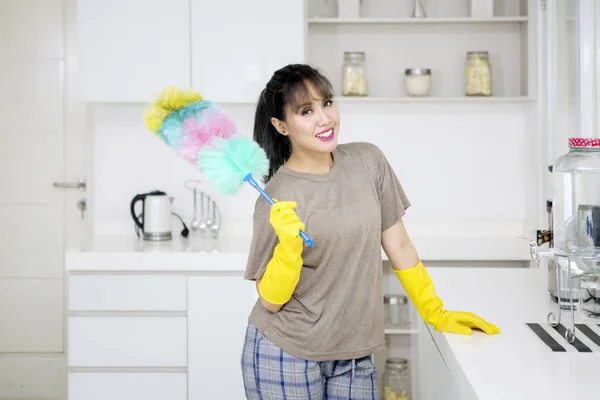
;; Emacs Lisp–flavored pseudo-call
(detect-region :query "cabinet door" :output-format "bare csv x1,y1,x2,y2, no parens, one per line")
187,275,258,400
190,0,307,103
77,0,190,102
418,320,463,400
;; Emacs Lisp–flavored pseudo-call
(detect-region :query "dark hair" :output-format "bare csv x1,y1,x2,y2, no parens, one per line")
253,64,334,183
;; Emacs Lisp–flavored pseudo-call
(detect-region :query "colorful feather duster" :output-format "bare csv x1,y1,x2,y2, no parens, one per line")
143,86,314,247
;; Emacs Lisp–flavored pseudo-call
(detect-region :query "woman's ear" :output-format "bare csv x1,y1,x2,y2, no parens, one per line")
271,117,288,136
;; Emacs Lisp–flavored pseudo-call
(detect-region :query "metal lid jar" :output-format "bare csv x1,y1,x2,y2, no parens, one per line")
404,68,431,97
384,294,409,326
465,51,491,96
383,358,411,400
342,51,368,96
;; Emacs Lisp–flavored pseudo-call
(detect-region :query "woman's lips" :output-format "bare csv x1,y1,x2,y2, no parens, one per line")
316,128,334,142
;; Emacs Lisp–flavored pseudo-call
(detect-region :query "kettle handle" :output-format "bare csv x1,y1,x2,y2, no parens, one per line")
130,194,146,232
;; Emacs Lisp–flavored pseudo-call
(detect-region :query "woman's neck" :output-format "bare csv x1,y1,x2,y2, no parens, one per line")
285,150,334,175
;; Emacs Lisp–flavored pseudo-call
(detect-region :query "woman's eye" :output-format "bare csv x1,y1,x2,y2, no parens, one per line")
324,99,333,107
301,109,312,116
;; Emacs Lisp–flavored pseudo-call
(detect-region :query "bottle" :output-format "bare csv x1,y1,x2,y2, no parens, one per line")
465,51,491,96
342,52,368,96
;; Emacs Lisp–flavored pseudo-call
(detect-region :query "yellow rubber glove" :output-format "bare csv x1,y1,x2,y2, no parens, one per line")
257,201,305,305
394,261,500,335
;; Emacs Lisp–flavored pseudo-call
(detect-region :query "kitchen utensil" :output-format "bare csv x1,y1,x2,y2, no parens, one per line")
190,188,202,231
209,199,221,236
205,194,214,228
412,0,426,18
130,190,173,241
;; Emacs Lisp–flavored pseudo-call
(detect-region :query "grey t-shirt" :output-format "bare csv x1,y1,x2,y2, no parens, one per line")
244,141,410,361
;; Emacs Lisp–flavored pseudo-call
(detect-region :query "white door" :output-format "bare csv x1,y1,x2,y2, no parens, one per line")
0,0,87,398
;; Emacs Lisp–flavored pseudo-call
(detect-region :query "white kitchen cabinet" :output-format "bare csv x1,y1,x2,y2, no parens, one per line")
68,316,187,367
68,274,187,311
418,319,462,400
76,0,190,102
69,373,187,400
190,0,307,103
187,275,258,399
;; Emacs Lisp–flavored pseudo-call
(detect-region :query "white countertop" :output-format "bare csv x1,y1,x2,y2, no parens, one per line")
66,232,532,271
66,234,254,272
426,264,600,400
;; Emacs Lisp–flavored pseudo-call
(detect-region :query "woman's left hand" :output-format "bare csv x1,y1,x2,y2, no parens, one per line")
434,310,500,335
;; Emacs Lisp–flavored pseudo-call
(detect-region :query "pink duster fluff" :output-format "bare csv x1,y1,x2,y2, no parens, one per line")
178,109,237,165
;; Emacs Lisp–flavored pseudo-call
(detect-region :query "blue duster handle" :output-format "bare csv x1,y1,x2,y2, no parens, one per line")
243,173,314,247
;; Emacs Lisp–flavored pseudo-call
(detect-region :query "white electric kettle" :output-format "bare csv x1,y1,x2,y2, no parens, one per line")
130,190,174,241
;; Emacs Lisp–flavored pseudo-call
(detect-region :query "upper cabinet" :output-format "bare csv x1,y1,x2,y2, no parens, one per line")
190,0,307,103
76,0,191,103
76,0,307,103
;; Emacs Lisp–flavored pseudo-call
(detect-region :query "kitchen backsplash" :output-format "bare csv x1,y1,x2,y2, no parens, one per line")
90,100,539,240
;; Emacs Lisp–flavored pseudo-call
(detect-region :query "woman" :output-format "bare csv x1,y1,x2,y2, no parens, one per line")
241,64,499,399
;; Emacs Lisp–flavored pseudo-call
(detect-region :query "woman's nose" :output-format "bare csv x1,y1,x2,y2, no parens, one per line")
317,109,332,126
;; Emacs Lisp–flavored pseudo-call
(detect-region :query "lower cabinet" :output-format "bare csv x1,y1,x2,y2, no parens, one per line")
187,275,259,399
418,319,461,400
68,316,187,367
67,273,258,400
69,373,187,400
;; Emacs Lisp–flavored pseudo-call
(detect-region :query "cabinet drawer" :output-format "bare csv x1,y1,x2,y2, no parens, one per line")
69,373,186,400
69,275,186,311
68,317,186,367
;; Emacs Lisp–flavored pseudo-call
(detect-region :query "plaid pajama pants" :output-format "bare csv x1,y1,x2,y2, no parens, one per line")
241,322,379,400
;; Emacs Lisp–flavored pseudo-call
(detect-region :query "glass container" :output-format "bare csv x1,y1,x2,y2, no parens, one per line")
465,51,491,96
384,294,409,326
342,51,368,96
552,137,600,315
383,358,410,400
404,68,431,97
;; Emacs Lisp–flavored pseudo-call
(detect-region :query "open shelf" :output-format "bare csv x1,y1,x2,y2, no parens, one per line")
309,16,528,24
337,96,534,103
385,326,419,335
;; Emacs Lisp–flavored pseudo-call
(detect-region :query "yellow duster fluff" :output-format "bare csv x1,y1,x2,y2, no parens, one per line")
143,104,171,133
156,86,203,110
143,86,203,133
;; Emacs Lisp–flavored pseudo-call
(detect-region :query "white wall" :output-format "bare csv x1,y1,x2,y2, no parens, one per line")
90,99,541,251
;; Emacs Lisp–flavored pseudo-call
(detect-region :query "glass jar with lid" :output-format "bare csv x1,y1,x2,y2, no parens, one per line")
383,358,411,400
465,51,491,96
342,51,368,96
404,68,431,97
552,138,600,311
384,294,409,326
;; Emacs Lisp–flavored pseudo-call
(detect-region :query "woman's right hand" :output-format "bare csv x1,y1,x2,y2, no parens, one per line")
256,200,306,310
269,201,305,246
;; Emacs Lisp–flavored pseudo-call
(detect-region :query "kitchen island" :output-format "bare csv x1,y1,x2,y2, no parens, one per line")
422,265,600,400
65,235,598,400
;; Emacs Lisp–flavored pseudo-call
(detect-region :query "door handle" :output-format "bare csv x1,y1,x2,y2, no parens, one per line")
53,179,86,191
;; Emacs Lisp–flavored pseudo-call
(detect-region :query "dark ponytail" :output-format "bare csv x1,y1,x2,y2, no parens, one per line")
253,64,334,183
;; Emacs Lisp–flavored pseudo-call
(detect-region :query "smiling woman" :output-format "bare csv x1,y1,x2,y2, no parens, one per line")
253,65,339,181
240,63,498,400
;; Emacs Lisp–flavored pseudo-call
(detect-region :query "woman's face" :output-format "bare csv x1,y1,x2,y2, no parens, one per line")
272,83,340,157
